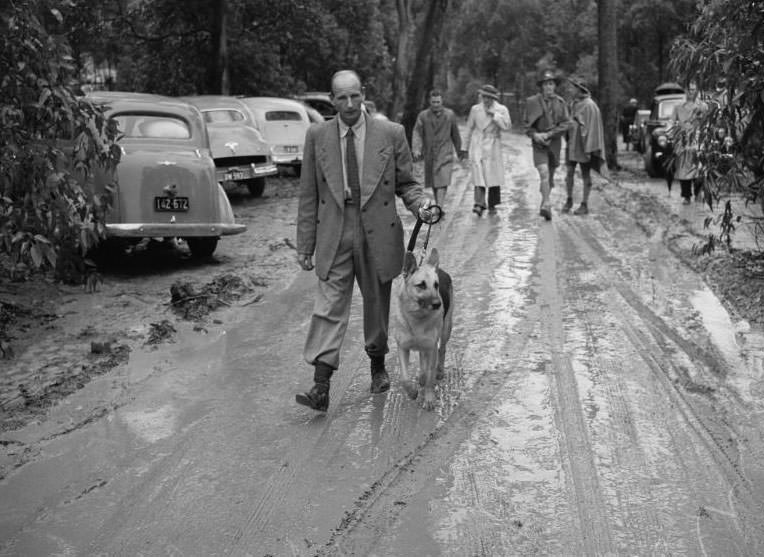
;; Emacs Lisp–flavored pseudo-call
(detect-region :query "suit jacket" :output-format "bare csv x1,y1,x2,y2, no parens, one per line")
297,114,427,283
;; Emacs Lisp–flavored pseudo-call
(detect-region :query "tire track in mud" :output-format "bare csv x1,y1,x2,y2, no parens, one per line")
536,219,617,555
558,216,764,554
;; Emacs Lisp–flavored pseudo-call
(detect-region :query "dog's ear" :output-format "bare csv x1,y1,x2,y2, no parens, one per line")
403,251,418,277
425,248,439,268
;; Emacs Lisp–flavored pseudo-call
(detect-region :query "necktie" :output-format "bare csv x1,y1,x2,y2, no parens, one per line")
346,127,361,206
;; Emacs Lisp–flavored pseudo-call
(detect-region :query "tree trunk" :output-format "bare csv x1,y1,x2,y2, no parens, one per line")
391,0,413,122
401,0,449,142
598,0,618,169
208,0,228,94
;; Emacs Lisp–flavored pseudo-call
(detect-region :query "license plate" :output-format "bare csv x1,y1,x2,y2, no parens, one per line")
154,196,189,211
284,145,299,153
225,170,247,181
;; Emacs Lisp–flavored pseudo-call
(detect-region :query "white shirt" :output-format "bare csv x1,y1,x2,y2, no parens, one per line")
337,115,366,199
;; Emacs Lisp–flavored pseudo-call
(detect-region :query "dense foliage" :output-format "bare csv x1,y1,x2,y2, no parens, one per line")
670,0,764,245
1,0,120,285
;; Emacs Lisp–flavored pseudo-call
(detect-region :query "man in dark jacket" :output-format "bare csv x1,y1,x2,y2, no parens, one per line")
523,69,570,220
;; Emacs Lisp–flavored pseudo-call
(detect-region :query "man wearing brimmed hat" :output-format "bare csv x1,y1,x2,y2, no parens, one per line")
464,84,511,216
563,76,605,216
523,69,570,220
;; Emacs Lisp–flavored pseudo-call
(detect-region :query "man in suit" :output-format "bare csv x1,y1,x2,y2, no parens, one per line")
295,70,433,412
523,69,570,220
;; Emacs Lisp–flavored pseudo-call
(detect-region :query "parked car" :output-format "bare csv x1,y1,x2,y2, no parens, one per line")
181,95,277,197
639,82,686,178
239,97,311,175
298,101,325,124
84,91,246,257
293,92,336,119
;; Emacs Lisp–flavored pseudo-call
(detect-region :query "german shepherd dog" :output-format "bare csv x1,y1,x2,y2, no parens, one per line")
391,248,453,410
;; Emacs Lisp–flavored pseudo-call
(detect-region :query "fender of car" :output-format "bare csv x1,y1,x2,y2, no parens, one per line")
85,91,245,257
181,95,278,197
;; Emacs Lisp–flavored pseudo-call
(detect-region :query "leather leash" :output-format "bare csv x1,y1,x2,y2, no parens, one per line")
406,204,442,265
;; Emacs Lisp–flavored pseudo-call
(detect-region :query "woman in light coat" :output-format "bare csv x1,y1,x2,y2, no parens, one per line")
464,84,512,216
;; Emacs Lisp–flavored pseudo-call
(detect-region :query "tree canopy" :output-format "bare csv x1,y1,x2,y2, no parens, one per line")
3,0,763,284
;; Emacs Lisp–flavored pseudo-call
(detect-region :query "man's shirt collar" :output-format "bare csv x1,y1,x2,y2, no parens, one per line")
338,114,366,138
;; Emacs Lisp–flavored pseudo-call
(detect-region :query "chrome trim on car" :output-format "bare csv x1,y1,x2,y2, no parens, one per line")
105,223,246,236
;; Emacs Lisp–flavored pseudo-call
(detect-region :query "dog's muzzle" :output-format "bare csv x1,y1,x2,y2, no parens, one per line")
419,298,441,310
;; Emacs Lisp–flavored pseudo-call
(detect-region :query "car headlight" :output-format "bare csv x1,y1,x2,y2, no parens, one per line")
657,135,668,148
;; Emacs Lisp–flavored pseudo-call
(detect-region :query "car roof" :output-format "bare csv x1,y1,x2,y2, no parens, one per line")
654,82,684,96
240,96,310,111
295,91,332,100
180,95,250,111
85,91,199,115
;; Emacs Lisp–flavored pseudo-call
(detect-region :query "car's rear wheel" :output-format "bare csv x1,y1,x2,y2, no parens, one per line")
644,145,658,178
244,177,265,197
186,237,218,258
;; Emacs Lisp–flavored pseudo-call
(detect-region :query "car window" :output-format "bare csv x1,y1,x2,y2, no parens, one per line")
113,113,191,139
265,111,302,122
203,109,246,123
658,98,684,119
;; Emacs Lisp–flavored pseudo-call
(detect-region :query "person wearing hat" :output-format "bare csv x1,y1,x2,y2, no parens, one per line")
620,97,639,150
464,84,512,216
523,69,570,220
563,76,605,216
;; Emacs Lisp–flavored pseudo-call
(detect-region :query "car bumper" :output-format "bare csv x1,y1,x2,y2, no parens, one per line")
106,223,247,237
216,162,278,183
271,154,303,165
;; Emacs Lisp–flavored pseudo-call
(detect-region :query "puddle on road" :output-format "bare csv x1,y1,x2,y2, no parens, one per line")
690,288,764,403
120,405,177,443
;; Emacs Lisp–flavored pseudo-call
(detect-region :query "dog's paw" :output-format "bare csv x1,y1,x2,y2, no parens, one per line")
402,380,419,400
435,365,444,381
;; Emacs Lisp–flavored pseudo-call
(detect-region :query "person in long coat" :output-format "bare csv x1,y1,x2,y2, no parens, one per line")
523,69,570,221
563,76,605,216
464,84,511,216
412,89,463,209
670,79,707,204
295,70,432,412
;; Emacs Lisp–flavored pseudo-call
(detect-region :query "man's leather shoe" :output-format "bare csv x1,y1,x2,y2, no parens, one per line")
295,381,329,412
370,370,391,393
539,207,552,220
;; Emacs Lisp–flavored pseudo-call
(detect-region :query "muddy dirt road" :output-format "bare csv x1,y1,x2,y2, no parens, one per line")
2,133,764,556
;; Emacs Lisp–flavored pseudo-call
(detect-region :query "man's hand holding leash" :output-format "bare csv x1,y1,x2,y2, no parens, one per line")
417,198,434,222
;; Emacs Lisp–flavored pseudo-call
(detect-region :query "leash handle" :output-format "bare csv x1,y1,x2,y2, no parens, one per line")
405,204,442,264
